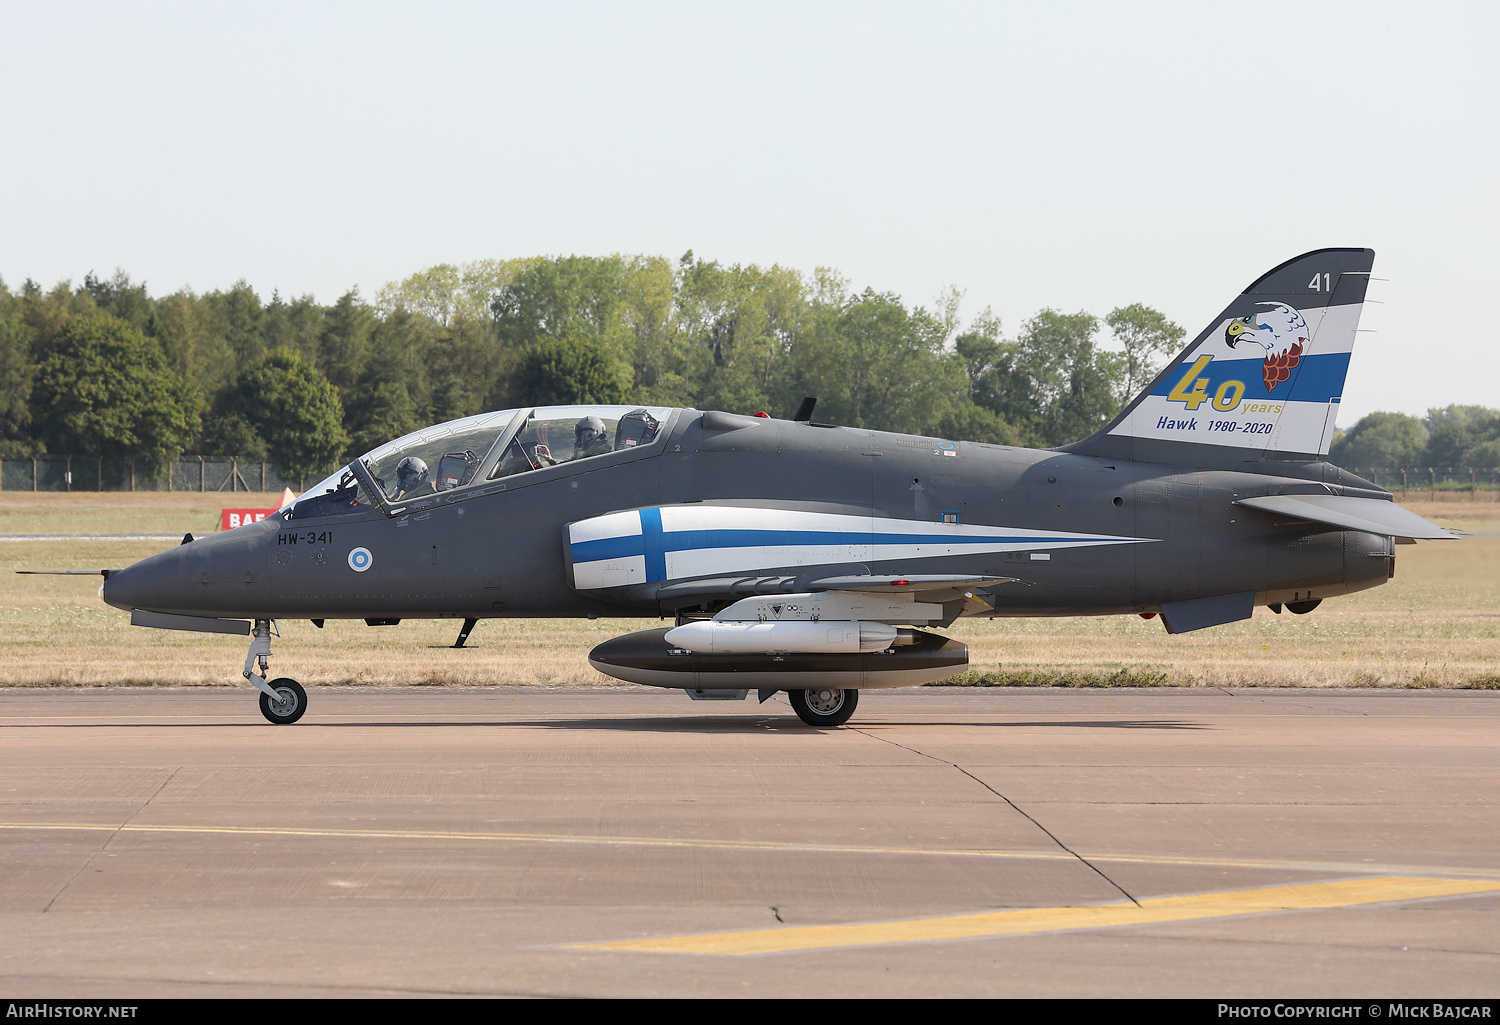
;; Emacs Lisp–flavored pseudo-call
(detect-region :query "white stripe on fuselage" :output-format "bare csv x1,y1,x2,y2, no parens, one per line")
567,506,1156,589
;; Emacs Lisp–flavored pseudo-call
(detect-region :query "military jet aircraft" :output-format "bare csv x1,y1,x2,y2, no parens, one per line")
95,248,1457,727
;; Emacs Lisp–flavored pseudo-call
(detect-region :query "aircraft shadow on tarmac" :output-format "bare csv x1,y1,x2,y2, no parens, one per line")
0,716,1213,733
489,716,1214,733
498,717,1212,732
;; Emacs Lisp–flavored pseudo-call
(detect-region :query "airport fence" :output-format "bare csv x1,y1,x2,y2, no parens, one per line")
1347,468,1500,501
0,455,308,493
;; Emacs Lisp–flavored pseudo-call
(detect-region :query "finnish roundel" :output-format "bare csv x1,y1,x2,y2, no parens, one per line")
348,547,373,572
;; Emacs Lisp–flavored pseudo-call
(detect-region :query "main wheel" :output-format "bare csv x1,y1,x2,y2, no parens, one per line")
259,678,307,725
788,687,858,728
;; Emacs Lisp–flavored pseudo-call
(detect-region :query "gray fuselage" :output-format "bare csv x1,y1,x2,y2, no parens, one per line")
101,409,1393,623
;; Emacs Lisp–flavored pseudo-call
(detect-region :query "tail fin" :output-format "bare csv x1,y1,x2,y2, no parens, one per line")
1070,248,1374,466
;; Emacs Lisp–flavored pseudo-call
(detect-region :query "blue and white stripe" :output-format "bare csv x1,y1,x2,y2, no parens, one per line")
567,505,1155,590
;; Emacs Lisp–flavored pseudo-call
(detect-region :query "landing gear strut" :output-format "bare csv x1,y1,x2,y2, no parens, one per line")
243,619,307,724
788,687,859,728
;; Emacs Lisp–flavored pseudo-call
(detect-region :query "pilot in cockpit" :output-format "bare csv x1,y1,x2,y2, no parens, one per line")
536,416,611,465
394,456,437,499
572,416,613,459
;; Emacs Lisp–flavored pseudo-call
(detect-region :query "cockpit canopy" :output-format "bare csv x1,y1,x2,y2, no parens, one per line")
292,405,672,519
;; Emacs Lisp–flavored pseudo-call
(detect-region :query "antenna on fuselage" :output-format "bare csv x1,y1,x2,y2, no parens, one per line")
793,397,817,422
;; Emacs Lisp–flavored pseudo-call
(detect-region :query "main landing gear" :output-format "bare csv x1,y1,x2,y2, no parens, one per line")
788,687,859,728
243,619,307,724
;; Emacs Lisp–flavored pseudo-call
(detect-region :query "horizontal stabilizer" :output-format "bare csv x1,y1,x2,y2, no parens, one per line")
1234,495,1458,540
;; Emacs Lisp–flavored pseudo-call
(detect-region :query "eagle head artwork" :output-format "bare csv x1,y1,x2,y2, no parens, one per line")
1224,302,1308,391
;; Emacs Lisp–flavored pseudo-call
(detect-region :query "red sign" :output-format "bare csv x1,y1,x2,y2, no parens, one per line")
221,491,297,531
221,508,275,531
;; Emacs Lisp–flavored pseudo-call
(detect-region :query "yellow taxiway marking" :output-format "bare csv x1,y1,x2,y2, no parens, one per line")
569,876,1500,956
2,821,1498,884
0,820,1074,856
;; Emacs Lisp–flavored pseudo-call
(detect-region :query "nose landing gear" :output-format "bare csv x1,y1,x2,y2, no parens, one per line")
243,619,307,724
259,678,307,725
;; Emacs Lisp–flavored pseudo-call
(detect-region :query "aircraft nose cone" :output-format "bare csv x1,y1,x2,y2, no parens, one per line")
101,554,178,611
100,564,139,610
101,528,273,617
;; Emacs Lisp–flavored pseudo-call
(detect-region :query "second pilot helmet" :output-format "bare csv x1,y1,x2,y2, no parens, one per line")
396,456,430,491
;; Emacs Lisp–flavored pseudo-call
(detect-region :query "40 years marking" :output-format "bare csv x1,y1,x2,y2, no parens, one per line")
278,531,335,545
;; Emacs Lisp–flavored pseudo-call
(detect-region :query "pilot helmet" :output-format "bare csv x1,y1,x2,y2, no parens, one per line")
575,416,606,446
396,456,429,491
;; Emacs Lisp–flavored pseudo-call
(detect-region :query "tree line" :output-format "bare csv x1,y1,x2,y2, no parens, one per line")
1329,407,1500,470
0,252,1226,480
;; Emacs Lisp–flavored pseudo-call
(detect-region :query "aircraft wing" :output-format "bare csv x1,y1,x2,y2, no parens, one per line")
643,572,1015,605
802,573,1015,619
1234,495,1459,540
632,572,1013,625
800,573,1016,599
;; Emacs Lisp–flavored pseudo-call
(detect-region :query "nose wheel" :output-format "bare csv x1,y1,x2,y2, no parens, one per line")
243,618,308,724
259,678,307,725
788,687,859,727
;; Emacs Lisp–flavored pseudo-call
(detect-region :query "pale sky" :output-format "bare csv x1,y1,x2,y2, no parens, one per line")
2,1,1496,425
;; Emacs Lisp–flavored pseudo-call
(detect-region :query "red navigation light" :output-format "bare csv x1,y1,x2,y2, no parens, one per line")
752,411,769,417
892,579,909,586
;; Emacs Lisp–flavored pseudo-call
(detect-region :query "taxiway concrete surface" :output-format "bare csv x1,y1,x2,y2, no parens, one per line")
0,685,1496,998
